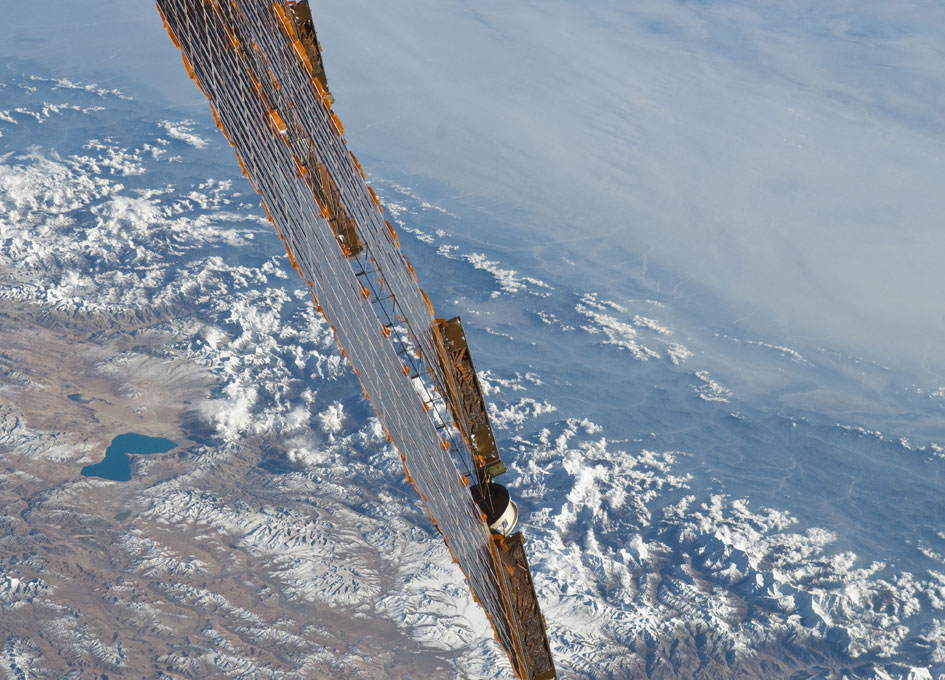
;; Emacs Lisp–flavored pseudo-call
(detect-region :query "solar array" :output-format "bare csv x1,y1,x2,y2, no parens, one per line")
156,2,555,677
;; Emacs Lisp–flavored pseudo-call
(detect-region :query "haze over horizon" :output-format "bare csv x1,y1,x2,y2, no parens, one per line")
7,0,944,384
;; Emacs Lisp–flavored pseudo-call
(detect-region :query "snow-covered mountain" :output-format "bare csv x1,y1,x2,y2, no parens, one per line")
1,2,944,678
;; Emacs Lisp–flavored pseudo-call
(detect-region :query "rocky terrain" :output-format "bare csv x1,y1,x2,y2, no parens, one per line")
1,64,944,680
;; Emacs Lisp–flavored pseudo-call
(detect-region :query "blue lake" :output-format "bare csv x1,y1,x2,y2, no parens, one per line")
81,433,178,482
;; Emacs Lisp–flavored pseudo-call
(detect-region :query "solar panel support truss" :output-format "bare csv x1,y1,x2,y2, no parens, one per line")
436,316,506,482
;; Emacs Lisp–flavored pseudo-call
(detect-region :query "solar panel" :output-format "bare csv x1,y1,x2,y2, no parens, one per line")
156,2,555,677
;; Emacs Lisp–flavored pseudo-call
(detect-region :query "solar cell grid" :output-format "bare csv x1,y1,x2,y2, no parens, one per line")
156,2,554,676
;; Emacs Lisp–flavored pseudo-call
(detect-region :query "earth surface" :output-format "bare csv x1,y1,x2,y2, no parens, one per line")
1,2,944,679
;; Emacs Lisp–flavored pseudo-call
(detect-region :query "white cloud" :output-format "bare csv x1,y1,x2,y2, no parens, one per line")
158,120,208,149
692,370,732,402
487,397,556,431
317,402,345,436
29,75,132,101
462,252,552,298
576,299,660,361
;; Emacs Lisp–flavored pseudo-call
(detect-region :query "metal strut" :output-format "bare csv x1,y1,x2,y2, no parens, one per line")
434,316,507,483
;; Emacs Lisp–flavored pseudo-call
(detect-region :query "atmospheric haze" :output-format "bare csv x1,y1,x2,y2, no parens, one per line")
1,1,945,679
313,0,945,384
